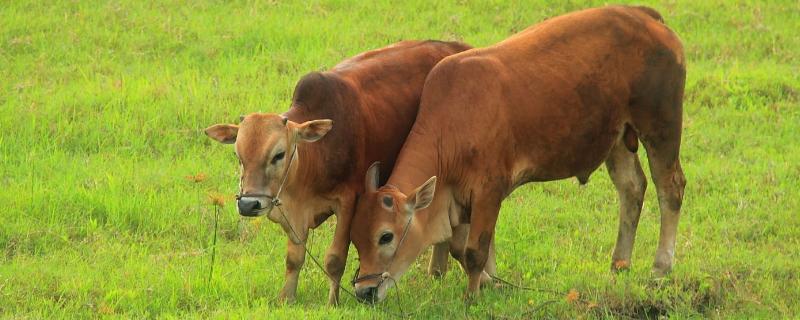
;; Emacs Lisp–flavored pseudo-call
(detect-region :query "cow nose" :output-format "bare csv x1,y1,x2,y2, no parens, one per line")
237,197,261,216
356,286,379,304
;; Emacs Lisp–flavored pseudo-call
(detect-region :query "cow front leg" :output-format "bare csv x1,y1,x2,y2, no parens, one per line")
323,222,349,305
279,237,306,303
428,242,450,277
324,199,354,305
450,224,496,287
463,199,501,299
482,234,496,286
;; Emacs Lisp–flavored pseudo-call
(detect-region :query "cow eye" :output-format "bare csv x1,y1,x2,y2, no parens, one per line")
271,151,285,164
379,232,394,245
381,196,393,209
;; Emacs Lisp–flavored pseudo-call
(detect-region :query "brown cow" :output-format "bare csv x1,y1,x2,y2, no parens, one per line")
350,6,686,302
204,40,471,304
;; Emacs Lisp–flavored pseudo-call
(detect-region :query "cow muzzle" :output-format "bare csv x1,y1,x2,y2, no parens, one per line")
355,285,380,304
236,196,270,217
352,271,392,304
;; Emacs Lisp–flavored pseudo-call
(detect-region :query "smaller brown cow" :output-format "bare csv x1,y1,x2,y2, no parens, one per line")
205,40,471,304
350,6,686,302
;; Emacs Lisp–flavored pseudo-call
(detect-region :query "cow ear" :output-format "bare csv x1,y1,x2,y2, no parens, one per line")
365,162,381,193
406,176,437,212
294,119,333,142
205,124,239,144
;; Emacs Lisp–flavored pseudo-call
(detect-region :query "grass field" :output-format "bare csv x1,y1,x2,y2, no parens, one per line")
1,0,799,318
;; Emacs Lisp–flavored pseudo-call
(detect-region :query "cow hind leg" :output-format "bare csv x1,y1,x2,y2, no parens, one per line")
644,140,686,277
634,95,686,276
630,43,686,276
605,136,647,272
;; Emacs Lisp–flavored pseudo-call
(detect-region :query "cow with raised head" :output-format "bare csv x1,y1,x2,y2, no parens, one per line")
204,40,471,304
350,6,686,303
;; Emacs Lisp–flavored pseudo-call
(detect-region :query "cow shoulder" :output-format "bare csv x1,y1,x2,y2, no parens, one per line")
289,71,360,190
292,72,355,113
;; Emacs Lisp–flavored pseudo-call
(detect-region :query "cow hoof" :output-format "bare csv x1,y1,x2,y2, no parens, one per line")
611,260,631,273
651,266,671,279
327,294,340,306
278,292,296,305
479,271,495,288
652,258,673,278
462,290,479,304
428,268,446,278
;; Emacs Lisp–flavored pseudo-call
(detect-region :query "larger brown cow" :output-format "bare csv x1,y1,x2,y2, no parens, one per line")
204,40,471,304
350,6,686,302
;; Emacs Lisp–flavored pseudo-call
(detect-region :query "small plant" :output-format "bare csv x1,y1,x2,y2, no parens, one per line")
207,192,226,284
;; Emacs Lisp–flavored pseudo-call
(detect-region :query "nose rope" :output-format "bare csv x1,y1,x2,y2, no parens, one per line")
235,143,297,206
348,213,413,314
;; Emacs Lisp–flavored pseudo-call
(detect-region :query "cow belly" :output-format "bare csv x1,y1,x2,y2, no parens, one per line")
498,65,630,184
512,117,623,184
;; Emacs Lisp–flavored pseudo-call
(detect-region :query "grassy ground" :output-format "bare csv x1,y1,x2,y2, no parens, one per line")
1,0,798,318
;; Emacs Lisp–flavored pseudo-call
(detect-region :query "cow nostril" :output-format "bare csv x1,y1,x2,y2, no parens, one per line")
237,198,261,216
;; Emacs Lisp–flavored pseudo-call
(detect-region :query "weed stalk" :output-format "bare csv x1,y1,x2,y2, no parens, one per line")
207,203,219,284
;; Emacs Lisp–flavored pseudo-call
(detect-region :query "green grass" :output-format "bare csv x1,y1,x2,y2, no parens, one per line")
1,0,798,318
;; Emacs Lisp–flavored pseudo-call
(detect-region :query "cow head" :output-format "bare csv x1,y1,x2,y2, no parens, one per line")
350,162,436,303
204,113,332,224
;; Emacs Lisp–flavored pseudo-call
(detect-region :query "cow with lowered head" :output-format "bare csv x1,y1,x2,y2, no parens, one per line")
350,6,686,303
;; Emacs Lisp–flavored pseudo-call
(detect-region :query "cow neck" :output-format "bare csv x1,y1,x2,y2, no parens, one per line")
386,129,439,193
282,106,352,199
387,122,461,244
282,141,307,195
282,129,327,198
